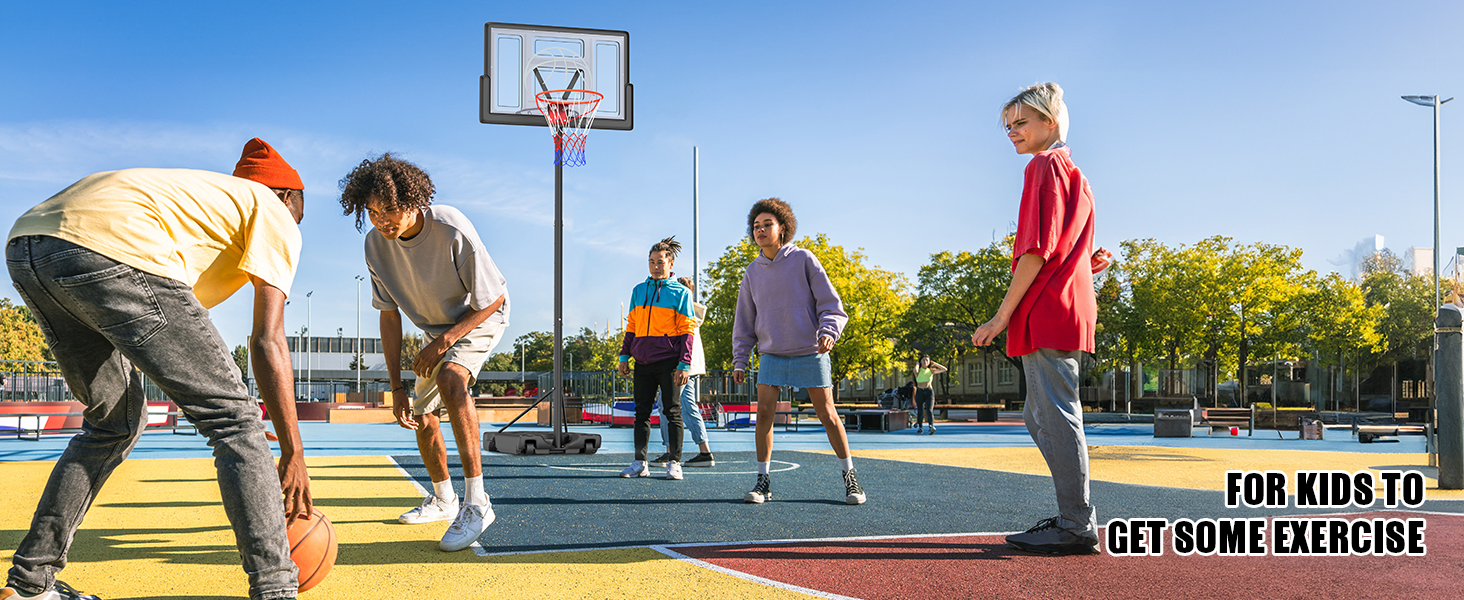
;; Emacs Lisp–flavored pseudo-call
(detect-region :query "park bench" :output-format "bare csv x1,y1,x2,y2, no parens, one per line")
935,403,1005,422
1252,407,1321,440
723,408,816,432
3,410,196,440
1351,414,1427,443
844,409,909,432
1202,408,1253,436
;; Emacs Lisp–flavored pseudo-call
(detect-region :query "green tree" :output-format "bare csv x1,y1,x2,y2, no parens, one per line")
801,234,911,397
904,238,1025,399
1360,249,1436,363
231,344,248,378
701,238,761,371
1301,271,1383,368
0,298,50,362
398,332,424,369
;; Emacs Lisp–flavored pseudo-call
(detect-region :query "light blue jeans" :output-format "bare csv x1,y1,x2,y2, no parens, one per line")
657,375,708,448
1022,348,1096,536
6,236,297,600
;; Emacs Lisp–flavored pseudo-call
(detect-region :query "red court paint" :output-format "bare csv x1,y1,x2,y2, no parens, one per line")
672,511,1461,600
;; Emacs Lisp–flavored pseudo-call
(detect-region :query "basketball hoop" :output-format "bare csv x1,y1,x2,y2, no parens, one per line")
525,48,601,167
535,88,602,167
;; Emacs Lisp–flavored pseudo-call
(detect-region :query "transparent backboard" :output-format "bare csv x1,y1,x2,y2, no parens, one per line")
480,22,632,130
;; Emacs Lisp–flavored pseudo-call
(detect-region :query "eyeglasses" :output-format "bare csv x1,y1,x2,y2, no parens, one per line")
752,223,776,232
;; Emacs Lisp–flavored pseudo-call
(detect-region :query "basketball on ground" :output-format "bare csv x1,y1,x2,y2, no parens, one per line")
287,508,338,593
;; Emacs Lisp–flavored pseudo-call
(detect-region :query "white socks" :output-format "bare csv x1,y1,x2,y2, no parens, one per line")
465,475,489,507
432,479,456,503
757,461,770,475
839,457,854,472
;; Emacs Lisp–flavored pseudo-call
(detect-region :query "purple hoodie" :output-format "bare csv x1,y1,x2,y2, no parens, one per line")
732,244,848,370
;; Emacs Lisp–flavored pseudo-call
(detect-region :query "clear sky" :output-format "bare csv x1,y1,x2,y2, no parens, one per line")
2,1,1462,351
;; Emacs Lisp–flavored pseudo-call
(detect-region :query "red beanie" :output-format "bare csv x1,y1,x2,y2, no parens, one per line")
233,138,303,189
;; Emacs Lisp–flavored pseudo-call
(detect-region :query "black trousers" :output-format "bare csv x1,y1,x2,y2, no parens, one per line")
915,387,935,427
634,358,684,461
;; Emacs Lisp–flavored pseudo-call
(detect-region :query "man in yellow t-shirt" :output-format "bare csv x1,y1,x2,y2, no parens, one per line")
3,139,312,600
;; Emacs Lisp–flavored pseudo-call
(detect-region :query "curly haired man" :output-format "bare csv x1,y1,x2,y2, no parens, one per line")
339,154,510,552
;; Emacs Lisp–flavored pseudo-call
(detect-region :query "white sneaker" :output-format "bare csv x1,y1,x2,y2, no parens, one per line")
398,493,459,524
666,461,683,480
439,502,494,552
0,581,100,599
620,461,649,478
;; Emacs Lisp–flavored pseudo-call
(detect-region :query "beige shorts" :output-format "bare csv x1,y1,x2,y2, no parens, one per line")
412,321,508,416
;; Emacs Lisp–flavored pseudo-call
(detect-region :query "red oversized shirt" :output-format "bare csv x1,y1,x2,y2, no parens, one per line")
1006,144,1097,357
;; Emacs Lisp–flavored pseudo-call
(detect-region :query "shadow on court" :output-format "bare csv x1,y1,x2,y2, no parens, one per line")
389,450,1407,554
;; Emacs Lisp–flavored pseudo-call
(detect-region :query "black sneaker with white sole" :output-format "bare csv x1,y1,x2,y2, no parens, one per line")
744,474,772,503
649,452,673,467
685,452,715,467
843,468,866,504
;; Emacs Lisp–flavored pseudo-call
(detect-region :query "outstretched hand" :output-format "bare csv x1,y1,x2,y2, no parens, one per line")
1091,247,1113,274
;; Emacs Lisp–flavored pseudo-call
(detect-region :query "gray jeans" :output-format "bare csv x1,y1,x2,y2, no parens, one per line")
6,236,297,600
1021,348,1096,536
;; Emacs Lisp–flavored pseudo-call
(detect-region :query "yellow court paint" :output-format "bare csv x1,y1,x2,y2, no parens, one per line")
0,456,814,599
844,446,1464,500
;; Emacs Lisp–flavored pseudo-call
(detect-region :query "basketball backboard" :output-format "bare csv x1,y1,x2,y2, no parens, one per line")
480,22,632,130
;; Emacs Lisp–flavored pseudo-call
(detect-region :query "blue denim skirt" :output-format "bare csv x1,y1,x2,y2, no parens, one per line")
757,352,832,388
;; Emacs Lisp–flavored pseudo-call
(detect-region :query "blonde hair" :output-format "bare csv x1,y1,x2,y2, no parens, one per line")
1001,82,1068,142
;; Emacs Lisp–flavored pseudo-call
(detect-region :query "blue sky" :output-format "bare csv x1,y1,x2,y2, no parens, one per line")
2,1,1462,350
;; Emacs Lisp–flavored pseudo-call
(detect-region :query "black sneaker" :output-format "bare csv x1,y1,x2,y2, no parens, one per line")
843,468,866,504
914,426,923,434
685,452,715,467
1005,517,1100,555
744,474,772,503
649,452,673,467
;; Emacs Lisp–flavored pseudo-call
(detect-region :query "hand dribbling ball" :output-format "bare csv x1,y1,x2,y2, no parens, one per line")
286,508,338,593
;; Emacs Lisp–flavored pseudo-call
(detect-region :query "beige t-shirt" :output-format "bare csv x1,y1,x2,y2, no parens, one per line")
8,168,301,308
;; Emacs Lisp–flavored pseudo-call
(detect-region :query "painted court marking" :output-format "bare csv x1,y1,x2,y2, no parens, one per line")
651,545,863,600
541,459,801,475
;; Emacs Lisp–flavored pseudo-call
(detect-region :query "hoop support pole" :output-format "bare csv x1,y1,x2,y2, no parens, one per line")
552,131,566,448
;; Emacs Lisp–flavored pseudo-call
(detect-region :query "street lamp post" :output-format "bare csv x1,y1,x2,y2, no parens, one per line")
306,291,313,401
1404,93,1454,467
355,276,364,394
1403,94,1453,308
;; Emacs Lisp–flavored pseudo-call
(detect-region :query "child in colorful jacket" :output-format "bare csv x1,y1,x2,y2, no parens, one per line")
618,237,698,480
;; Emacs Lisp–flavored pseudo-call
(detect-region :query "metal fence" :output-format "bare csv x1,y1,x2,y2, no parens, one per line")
1,360,179,402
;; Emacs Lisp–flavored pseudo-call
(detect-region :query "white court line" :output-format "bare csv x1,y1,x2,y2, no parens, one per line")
385,455,489,556
651,545,864,600
541,459,800,475
840,452,1464,500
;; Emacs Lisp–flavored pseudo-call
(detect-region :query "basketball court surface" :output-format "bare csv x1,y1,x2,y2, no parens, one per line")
3,418,1462,599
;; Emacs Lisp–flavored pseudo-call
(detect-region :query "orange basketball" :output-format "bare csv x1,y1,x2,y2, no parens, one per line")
286,508,338,593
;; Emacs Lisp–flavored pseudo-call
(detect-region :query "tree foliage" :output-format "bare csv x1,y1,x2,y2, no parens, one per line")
0,299,50,362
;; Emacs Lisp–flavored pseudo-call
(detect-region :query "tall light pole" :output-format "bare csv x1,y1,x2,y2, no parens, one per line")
693,146,700,297
355,275,364,395
1403,94,1453,308
1404,93,1453,467
306,290,313,401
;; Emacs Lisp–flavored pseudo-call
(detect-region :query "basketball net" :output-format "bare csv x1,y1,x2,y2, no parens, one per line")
527,49,601,167
536,89,602,167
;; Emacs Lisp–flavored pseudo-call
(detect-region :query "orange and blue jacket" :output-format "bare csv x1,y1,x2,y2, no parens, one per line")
619,276,697,369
